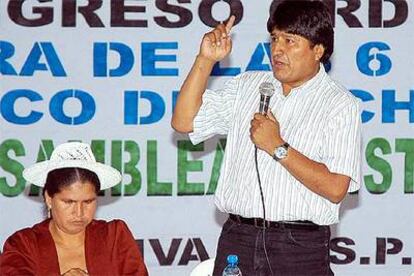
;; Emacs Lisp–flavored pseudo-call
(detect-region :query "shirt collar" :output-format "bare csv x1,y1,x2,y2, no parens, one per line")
271,63,327,98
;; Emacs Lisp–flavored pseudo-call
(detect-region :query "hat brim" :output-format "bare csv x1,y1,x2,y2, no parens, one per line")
23,160,122,190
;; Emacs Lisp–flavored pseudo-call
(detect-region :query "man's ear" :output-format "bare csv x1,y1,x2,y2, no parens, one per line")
314,44,325,62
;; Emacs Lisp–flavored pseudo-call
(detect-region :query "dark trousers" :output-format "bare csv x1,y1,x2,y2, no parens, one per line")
212,217,334,276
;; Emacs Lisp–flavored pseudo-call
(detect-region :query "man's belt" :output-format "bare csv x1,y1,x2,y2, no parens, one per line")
229,214,320,230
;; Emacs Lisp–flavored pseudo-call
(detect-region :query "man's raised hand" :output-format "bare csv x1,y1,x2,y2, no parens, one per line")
199,15,236,62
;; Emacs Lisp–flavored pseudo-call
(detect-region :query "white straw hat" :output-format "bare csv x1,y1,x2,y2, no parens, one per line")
23,142,121,190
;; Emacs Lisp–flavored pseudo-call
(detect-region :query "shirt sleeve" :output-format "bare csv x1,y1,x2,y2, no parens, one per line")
189,75,240,145
111,220,148,276
0,231,38,275
322,99,362,192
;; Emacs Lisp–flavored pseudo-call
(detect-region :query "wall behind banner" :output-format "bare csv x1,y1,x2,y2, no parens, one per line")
0,1,413,275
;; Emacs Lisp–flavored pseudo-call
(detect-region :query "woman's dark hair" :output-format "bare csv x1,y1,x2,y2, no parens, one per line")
267,0,334,63
43,167,101,197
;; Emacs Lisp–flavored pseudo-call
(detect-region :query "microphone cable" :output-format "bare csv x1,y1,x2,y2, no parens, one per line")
254,145,275,276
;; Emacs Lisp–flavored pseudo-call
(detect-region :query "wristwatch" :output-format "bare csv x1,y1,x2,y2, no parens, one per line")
273,142,289,161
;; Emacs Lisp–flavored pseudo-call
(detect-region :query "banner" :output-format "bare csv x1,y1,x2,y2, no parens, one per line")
1,1,413,275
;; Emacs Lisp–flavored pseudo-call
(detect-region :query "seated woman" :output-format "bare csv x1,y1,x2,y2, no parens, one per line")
0,142,148,275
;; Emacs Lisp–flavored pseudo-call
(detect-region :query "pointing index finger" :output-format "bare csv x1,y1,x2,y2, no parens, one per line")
225,15,236,34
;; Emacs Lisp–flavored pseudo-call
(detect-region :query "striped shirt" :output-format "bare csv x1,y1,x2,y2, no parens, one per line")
189,66,362,225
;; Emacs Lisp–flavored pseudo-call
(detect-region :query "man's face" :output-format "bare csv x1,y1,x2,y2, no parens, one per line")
270,29,324,93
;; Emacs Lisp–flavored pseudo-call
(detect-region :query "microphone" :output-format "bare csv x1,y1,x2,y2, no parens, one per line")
258,82,274,115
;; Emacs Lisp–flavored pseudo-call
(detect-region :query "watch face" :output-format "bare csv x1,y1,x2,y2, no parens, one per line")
275,146,288,159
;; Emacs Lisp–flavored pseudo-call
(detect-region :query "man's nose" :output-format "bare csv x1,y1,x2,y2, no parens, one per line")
271,39,285,54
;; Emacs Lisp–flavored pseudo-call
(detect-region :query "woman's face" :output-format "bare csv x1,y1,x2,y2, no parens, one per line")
45,181,97,235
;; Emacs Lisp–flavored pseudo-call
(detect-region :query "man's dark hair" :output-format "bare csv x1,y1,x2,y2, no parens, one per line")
43,167,101,197
267,0,334,63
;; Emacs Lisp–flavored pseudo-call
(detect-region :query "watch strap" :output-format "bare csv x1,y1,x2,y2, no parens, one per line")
273,142,290,161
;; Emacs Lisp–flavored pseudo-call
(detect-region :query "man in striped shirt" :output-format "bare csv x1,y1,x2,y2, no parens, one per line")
172,1,361,275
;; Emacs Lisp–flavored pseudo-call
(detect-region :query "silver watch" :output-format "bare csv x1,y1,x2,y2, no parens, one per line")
273,142,289,161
